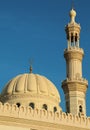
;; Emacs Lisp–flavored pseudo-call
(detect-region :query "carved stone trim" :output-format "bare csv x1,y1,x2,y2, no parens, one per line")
1,93,60,105
64,48,84,61
62,81,88,94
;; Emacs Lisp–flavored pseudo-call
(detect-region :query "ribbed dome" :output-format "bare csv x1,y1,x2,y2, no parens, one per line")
1,73,60,99
1,73,61,111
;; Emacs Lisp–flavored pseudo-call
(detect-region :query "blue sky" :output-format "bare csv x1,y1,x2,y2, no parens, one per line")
0,0,90,116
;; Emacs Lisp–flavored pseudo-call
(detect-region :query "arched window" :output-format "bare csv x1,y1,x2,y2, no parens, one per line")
29,102,35,109
16,103,21,107
79,105,83,113
54,107,57,113
43,104,48,110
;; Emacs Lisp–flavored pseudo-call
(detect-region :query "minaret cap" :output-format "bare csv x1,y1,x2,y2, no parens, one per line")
69,8,76,23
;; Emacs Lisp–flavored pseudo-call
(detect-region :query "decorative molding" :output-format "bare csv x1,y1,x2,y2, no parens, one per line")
0,93,60,107
62,77,88,85
62,80,88,93
64,48,84,61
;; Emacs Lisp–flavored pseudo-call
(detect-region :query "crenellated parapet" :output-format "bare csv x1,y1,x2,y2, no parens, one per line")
0,102,90,129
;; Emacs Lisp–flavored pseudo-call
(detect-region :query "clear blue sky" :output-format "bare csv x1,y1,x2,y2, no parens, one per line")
0,0,90,116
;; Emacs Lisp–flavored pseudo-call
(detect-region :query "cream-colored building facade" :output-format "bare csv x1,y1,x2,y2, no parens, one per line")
0,8,90,130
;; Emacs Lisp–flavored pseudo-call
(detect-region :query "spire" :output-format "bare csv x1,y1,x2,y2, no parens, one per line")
72,0,74,9
65,8,80,48
29,59,33,73
30,65,33,73
69,0,76,23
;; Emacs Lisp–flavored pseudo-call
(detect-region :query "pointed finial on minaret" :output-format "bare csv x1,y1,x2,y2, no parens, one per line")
69,9,76,23
69,0,76,23
30,65,32,73
72,0,74,9
29,59,33,73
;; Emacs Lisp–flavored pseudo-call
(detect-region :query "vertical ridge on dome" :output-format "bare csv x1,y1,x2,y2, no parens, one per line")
24,74,28,92
36,74,48,94
12,76,20,94
35,74,39,93
15,75,25,92
27,73,37,92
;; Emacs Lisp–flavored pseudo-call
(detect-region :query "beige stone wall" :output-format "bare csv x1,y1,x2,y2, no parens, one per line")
64,47,84,79
67,91,86,115
0,125,29,130
62,79,88,115
0,116,89,130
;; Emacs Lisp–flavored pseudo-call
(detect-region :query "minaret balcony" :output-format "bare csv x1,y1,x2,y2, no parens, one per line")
64,46,84,53
64,47,84,61
62,77,88,86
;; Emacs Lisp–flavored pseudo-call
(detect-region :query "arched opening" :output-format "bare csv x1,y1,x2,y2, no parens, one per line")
16,103,21,107
79,105,83,113
54,107,57,113
67,34,69,40
43,104,48,110
29,102,35,109
75,33,79,47
75,33,77,42
71,33,73,43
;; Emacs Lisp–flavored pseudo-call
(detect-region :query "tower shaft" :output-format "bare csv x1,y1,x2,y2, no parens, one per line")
62,9,88,116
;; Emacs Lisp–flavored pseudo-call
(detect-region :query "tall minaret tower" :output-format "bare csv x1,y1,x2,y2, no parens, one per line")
62,8,88,116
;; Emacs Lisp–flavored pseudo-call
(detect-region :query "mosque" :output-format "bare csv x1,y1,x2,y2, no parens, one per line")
0,8,90,130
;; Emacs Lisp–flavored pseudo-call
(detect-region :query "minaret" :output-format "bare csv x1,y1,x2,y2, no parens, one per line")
62,8,88,116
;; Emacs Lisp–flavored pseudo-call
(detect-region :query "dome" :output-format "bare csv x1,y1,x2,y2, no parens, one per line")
1,73,61,111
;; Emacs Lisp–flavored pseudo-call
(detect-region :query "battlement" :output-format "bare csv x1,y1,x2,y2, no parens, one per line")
0,102,90,129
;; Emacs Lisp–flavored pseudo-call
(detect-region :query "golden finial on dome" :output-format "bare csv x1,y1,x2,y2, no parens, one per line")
29,59,33,73
30,65,32,73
